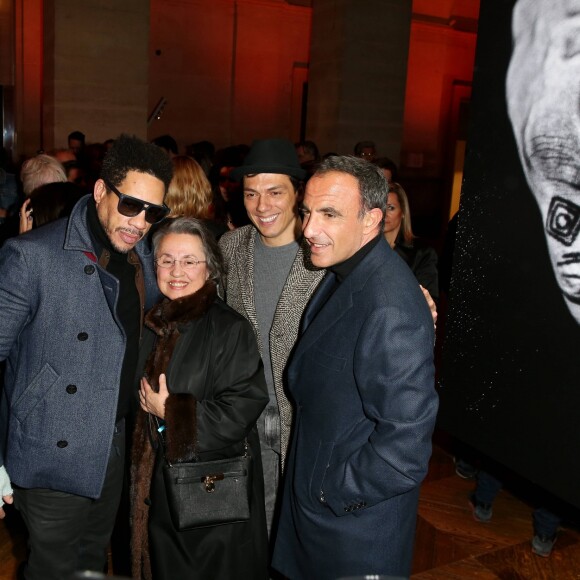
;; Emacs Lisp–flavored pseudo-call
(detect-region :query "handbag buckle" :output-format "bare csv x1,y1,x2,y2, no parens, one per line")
202,473,224,492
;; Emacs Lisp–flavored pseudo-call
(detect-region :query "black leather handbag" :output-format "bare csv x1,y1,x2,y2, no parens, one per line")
162,442,253,531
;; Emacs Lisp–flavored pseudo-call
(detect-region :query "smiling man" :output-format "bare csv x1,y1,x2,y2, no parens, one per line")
272,155,438,579
219,139,324,542
0,134,173,579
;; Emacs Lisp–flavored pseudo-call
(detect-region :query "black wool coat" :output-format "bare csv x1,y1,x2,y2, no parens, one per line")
394,234,440,302
131,282,269,580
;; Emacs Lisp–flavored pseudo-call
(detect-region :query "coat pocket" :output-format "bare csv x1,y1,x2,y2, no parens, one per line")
310,347,347,372
309,441,335,510
12,363,60,422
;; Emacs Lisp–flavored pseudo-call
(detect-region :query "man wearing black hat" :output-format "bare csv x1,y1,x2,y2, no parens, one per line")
219,139,324,536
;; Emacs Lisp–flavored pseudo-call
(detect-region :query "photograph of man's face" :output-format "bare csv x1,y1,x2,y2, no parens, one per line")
506,0,580,323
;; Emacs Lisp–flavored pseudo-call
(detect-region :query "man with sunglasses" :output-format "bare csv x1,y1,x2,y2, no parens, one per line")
0,134,173,579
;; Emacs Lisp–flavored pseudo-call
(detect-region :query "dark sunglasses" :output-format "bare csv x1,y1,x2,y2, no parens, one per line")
104,179,170,224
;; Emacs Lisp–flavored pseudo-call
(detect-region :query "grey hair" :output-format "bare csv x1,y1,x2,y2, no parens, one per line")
20,154,67,196
151,217,225,285
314,155,387,229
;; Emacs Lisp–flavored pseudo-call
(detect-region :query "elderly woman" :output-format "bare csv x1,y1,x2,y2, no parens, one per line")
131,217,269,580
384,182,439,302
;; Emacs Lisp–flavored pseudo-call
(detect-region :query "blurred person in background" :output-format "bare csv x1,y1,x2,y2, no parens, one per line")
373,156,399,183
165,155,227,239
0,154,67,245
384,182,439,302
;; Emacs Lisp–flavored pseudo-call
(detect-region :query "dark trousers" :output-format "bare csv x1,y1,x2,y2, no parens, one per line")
475,469,562,537
13,421,126,580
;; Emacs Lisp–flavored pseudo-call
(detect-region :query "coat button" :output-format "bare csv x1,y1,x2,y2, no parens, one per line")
66,385,77,394
57,440,68,448
77,332,88,341
84,265,95,275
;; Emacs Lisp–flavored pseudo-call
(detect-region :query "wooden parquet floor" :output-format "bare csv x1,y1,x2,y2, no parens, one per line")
412,444,580,579
0,504,25,580
1,441,579,579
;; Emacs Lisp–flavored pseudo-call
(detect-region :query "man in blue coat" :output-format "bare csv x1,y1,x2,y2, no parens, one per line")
0,134,173,579
272,155,438,579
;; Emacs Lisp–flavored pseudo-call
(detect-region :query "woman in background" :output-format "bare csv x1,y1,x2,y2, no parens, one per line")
166,156,213,219
384,182,439,302
165,155,227,239
19,182,86,234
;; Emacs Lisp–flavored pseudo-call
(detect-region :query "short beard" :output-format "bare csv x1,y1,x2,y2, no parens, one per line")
109,226,144,254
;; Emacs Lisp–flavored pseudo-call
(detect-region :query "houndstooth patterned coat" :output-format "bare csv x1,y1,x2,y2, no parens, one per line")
219,225,324,469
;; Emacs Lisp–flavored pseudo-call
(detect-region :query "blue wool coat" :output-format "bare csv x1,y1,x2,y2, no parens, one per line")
272,236,438,579
0,195,158,499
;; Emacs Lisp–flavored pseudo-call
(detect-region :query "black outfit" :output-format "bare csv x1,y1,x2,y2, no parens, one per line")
131,282,269,580
393,233,439,302
86,198,141,421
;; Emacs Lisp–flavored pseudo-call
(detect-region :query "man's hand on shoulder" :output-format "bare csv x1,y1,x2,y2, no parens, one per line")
420,285,438,326
0,465,14,519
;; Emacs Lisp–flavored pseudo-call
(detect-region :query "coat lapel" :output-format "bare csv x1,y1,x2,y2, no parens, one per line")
300,271,336,333
291,238,387,366
293,274,354,364
272,241,324,336
237,228,260,347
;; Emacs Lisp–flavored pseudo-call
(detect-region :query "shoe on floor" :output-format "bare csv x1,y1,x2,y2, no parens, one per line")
468,493,493,523
454,457,478,480
531,533,557,557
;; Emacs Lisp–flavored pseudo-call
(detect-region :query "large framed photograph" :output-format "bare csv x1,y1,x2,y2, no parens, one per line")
439,0,580,509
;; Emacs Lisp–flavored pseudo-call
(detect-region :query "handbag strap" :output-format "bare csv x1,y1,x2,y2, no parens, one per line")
149,412,249,468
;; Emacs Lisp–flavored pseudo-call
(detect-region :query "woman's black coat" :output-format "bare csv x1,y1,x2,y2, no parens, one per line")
131,284,269,580
394,234,440,302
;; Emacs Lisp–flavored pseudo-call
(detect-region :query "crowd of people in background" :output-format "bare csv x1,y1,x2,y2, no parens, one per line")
0,134,432,252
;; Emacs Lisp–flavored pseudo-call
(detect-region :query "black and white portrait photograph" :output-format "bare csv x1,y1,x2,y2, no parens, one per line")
439,0,580,509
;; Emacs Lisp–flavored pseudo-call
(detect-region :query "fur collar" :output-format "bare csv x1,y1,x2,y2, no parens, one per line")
145,280,217,335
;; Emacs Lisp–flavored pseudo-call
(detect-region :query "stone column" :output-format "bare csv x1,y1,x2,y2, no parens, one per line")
43,0,150,150
306,0,411,160
12,0,43,158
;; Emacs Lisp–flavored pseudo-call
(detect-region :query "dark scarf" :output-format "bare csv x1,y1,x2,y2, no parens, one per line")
87,197,141,420
130,281,217,580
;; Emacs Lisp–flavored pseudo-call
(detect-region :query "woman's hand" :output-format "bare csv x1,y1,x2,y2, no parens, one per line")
139,373,170,419
19,199,33,234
